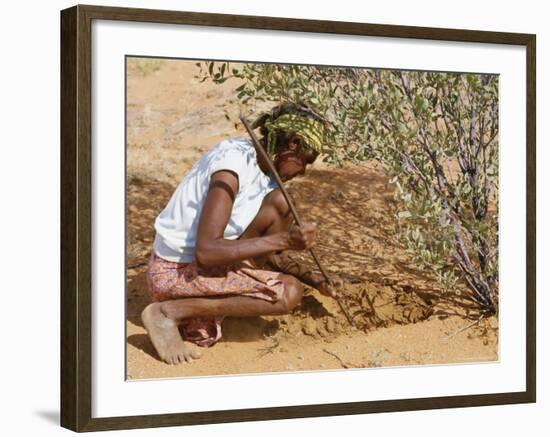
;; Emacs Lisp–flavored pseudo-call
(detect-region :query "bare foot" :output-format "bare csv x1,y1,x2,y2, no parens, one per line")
141,303,202,365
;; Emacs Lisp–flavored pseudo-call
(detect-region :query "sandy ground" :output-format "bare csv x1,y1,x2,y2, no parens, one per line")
126,58,498,380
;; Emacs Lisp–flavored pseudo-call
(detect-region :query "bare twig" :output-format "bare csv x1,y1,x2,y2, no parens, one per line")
257,339,280,358
444,315,484,340
362,288,382,326
322,348,360,369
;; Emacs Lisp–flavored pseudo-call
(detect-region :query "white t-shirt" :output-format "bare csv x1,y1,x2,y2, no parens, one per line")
153,136,278,263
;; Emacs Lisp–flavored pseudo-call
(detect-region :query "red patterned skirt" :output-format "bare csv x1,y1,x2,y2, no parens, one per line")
146,252,285,347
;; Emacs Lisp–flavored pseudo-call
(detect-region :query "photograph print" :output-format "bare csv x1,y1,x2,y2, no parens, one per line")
125,57,499,380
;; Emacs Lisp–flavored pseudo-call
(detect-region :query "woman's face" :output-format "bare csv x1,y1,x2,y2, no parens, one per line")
274,135,318,182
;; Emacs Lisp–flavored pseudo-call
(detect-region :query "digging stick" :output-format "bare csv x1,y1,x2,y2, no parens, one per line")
240,114,355,327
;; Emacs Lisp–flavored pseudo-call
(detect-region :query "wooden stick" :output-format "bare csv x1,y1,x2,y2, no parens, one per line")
240,114,355,327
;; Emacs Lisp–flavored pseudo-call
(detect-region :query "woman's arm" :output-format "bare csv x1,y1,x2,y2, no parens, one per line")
195,170,312,267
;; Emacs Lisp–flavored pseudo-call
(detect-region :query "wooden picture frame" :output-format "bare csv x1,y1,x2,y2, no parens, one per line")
60,4,536,432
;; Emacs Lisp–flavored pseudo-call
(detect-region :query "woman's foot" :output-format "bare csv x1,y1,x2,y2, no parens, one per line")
141,303,202,365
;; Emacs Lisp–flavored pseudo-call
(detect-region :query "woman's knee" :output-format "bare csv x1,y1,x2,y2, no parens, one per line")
265,189,291,220
279,275,303,312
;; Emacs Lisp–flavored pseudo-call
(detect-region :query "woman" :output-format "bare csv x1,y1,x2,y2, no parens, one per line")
142,102,343,365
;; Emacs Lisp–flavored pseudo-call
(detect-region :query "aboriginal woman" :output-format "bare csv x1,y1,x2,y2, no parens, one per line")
142,102,342,365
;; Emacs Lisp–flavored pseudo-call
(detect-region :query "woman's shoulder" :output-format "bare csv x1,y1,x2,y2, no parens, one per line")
212,136,255,164
216,136,253,152
198,136,257,182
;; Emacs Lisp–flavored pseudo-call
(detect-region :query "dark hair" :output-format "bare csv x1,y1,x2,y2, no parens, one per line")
253,101,326,154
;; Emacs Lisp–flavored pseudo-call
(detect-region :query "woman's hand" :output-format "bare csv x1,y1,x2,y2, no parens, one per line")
286,222,317,250
310,273,344,298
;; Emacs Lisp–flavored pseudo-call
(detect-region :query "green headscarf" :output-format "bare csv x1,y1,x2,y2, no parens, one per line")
256,113,325,160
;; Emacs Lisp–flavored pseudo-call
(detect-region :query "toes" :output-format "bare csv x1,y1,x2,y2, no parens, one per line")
161,346,202,365
165,354,180,365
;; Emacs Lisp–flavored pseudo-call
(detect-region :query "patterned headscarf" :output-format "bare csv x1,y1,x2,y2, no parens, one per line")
255,112,325,160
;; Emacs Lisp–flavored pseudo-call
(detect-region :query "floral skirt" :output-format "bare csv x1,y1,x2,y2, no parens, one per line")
146,252,285,347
